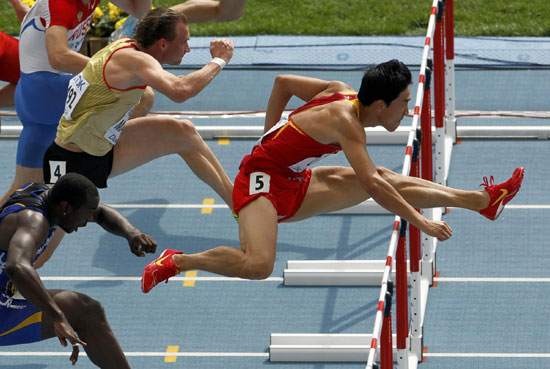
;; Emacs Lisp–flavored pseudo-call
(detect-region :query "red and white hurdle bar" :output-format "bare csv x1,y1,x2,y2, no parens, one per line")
270,0,449,367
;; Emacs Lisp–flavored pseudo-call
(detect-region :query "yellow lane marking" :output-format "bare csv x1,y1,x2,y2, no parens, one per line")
201,198,215,214
164,345,180,362
218,138,230,145
183,271,198,287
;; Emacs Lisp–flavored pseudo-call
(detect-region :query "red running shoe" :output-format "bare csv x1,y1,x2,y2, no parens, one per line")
479,167,524,220
141,249,183,293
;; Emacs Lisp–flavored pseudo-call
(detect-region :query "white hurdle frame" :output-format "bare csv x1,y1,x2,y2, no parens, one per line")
271,1,447,367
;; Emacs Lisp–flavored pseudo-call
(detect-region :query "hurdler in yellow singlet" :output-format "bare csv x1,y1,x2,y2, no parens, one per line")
56,38,146,156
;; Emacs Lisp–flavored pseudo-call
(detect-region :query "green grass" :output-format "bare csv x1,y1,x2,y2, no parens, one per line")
2,0,549,37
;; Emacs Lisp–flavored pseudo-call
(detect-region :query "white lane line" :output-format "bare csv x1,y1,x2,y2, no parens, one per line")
0,351,269,357
107,204,229,209
436,277,550,282
425,353,550,358
106,204,550,210
2,351,549,358
41,276,549,283
41,276,283,282
450,205,550,210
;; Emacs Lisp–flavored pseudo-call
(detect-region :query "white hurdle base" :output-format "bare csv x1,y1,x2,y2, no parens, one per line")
284,260,410,286
270,333,395,362
269,333,420,368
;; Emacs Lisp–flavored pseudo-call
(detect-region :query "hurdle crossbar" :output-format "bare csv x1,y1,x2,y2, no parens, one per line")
3,124,549,141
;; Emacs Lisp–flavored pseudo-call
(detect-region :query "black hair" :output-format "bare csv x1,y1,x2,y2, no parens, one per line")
48,173,98,210
358,59,412,107
135,8,188,49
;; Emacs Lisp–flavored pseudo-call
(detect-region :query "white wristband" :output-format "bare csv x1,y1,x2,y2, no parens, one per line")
210,57,226,69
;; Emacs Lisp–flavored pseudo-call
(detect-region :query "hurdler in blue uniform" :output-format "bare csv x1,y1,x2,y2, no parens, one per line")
0,173,157,367
0,183,55,345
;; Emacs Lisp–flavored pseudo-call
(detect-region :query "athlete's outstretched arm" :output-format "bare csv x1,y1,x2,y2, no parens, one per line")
264,75,352,132
336,114,452,241
91,204,157,257
5,211,86,348
117,40,232,103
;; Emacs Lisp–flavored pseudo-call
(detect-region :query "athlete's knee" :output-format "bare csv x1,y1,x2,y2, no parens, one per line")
169,119,197,137
174,119,205,149
239,255,274,280
59,291,107,324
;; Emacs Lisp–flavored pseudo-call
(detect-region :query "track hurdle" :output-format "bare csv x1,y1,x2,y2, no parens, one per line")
270,0,451,367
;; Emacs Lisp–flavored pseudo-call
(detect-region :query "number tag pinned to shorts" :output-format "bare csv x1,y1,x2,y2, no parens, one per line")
249,172,270,195
63,73,90,120
48,161,66,184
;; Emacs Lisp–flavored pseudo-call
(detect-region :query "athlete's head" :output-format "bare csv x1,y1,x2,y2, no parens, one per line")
48,173,99,233
358,59,412,131
135,8,190,65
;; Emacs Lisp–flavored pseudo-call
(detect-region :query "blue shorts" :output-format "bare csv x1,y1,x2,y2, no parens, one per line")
14,71,73,168
0,299,42,345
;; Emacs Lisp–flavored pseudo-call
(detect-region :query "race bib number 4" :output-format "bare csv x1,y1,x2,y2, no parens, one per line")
48,161,66,184
63,73,90,120
249,172,271,195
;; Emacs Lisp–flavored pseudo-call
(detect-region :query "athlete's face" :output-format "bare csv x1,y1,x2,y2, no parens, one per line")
59,195,98,233
164,22,191,65
378,86,411,132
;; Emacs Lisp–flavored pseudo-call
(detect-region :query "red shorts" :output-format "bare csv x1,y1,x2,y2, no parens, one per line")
0,31,20,84
233,168,312,223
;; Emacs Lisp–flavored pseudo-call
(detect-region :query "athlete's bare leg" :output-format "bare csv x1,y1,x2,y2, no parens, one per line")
173,196,278,279
41,290,130,369
171,0,247,23
290,166,490,222
168,166,491,279
0,165,43,205
110,117,233,208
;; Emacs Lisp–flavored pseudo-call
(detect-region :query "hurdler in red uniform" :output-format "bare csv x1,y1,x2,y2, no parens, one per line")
234,92,358,221
142,60,524,292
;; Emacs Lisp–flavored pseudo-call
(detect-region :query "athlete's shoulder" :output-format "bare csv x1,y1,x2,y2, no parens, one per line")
326,80,355,93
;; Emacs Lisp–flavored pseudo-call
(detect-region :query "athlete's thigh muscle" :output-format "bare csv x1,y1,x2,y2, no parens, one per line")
289,166,370,222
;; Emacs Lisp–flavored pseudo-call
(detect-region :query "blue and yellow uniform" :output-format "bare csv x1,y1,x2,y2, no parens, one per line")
0,183,56,345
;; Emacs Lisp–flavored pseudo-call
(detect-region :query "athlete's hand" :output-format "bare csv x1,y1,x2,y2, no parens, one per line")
53,319,87,365
210,38,234,63
421,220,452,241
128,232,157,257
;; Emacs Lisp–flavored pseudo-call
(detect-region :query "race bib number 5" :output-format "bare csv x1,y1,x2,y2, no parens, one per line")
63,73,90,120
249,172,271,195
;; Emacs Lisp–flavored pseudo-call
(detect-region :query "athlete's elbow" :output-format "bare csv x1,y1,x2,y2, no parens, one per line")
47,54,63,71
47,52,72,72
170,89,193,104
